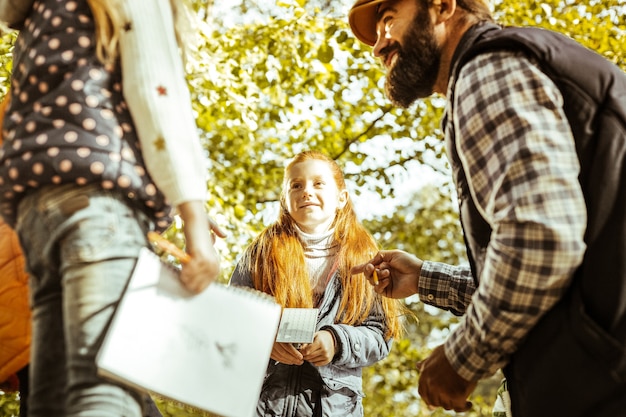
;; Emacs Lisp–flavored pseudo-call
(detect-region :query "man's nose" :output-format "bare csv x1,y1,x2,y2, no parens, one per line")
372,22,390,58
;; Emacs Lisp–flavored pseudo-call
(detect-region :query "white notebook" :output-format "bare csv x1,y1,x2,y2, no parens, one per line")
96,248,281,417
276,308,319,345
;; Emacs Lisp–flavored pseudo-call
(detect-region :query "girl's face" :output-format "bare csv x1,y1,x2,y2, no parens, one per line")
285,159,348,234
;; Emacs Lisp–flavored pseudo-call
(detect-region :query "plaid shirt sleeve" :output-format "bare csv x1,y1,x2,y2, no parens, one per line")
441,51,587,381
418,261,475,316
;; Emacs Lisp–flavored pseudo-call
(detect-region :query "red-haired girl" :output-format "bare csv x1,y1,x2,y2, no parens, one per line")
230,150,404,417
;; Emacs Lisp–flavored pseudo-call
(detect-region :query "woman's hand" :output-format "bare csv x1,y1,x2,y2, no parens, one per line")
177,201,227,293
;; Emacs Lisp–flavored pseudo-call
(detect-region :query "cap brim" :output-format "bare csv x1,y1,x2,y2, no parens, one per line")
349,0,387,47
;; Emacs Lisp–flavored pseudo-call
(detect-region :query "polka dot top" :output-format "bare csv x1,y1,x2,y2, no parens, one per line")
0,0,172,230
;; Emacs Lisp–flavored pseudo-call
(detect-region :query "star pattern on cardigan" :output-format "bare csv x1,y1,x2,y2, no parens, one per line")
153,136,166,151
156,85,167,96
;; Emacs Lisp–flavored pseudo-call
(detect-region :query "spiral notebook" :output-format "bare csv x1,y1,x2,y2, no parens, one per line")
96,248,282,417
276,308,319,345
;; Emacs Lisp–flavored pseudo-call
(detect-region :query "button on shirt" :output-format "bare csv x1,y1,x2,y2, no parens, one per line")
419,51,587,381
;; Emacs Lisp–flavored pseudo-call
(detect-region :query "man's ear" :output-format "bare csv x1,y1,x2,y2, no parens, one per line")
434,0,457,23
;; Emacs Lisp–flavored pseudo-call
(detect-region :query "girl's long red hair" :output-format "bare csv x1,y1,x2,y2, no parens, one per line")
241,151,404,339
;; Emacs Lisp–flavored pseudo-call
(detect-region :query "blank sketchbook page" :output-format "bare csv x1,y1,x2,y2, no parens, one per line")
96,248,281,417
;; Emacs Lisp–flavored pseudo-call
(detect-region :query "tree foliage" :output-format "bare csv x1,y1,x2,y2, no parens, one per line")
0,0,624,415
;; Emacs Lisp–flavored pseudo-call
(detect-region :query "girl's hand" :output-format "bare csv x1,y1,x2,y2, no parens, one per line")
270,342,304,365
300,330,336,367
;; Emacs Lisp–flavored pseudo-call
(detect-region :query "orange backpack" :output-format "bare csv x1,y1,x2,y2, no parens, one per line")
0,90,32,387
0,91,9,133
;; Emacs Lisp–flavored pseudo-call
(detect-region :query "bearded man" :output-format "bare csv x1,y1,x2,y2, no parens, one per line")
349,0,626,415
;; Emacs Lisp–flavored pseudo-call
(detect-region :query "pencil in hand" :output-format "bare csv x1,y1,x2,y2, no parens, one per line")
147,231,191,264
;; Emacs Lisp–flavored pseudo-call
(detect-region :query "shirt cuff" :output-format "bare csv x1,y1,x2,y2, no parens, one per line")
418,261,474,316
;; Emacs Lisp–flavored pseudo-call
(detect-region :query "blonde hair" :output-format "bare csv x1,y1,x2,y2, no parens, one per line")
86,0,196,66
241,151,405,339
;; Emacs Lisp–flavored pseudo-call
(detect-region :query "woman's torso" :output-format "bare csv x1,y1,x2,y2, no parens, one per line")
0,0,170,228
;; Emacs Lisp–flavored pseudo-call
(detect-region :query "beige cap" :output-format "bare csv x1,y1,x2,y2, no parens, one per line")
348,0,389,47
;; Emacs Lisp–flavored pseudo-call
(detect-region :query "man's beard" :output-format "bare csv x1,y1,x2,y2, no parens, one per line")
384,12,441,108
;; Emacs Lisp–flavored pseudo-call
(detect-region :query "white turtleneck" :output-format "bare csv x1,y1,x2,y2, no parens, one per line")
296,226,339,303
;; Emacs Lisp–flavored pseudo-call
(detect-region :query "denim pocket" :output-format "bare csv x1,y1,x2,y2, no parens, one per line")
62,206,120,264
59,191,148,265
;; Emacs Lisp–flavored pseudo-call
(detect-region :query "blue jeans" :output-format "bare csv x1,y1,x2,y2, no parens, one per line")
16,184,155,417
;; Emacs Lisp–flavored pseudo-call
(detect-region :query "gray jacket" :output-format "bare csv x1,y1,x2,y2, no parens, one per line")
230,263,392,417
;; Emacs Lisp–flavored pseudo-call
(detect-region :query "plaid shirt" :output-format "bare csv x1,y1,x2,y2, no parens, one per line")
418,51,587,381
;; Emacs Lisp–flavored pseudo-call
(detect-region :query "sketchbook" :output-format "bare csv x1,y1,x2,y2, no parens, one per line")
276,308,319,345
96,248,282,417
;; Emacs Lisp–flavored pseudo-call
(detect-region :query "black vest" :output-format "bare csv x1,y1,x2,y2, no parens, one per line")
446,23,626,416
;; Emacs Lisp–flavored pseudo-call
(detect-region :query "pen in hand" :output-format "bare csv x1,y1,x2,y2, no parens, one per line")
368,252,379,285
147,231,191,264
